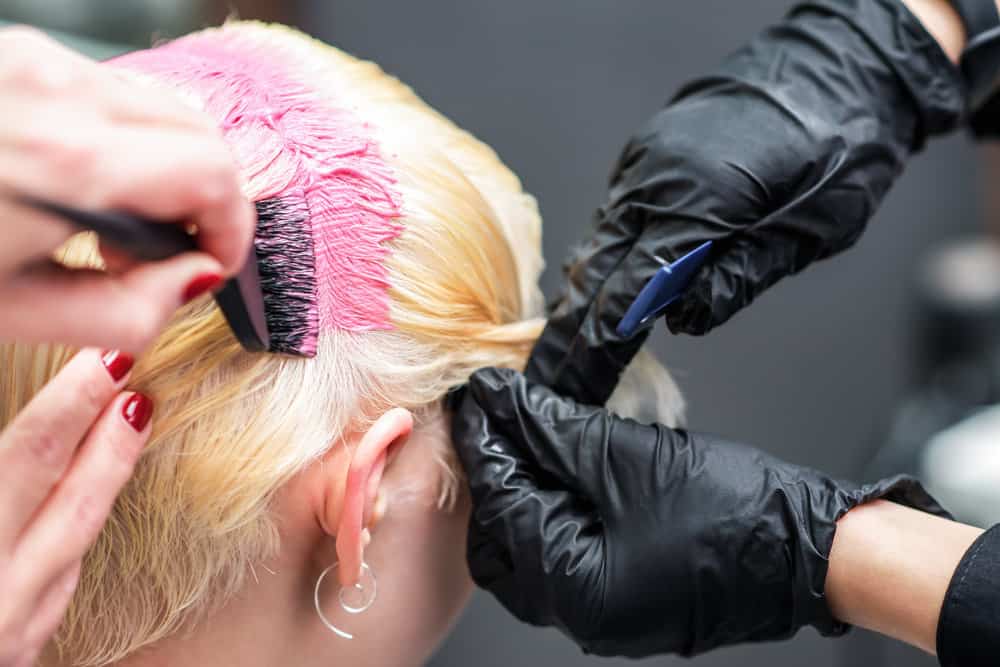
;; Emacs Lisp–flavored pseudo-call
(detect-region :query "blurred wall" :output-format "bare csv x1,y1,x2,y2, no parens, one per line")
0,0,292,46
300,2,979,667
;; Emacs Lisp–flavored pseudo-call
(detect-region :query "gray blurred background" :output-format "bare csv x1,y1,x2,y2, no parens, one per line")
2,0,992,665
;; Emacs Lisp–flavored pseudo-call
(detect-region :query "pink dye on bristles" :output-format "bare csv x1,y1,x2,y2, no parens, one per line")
112,26,403,355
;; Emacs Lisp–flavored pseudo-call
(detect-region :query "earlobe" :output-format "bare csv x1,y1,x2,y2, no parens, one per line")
334,408,412,586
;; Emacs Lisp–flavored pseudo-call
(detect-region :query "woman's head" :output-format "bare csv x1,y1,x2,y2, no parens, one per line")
1,22,683,666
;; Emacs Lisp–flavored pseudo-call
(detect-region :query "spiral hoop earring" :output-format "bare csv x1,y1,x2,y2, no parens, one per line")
313,560,377,639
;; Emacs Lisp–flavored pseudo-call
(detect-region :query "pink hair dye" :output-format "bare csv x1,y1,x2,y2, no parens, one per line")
112,25,404,356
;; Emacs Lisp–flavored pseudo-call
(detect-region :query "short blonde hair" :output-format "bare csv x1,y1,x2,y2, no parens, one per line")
1,23,682,666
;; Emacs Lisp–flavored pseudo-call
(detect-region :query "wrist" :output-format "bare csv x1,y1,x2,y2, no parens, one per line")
826,500,981,654
900,0,969,62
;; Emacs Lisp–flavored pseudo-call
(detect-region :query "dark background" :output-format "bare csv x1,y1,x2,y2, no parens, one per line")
1,1,984,665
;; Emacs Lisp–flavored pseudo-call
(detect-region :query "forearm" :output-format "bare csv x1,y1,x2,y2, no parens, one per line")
826,500,982,654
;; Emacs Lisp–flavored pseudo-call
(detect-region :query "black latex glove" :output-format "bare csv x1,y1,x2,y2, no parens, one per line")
528,0,966,406
451,367,949,658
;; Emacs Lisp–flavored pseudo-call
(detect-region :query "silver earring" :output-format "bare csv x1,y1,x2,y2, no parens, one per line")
313,560,377,639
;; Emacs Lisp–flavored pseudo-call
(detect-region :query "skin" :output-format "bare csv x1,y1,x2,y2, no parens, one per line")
825,0,998,656
102,412,474,667
0,24,250,665
827,501,983,654
0,350,152,667
0,26,256,354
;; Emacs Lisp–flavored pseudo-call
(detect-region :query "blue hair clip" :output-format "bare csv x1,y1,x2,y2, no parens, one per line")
616,240,713,339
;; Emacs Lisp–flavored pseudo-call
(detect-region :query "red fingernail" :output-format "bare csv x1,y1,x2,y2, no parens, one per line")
182,273,223,304
101,349,134,382
122,393,154,433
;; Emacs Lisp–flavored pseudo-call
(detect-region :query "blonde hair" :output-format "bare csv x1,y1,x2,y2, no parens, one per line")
0,23,682,666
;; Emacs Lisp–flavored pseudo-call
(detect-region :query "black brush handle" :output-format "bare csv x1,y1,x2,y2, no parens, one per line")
22,196,197,259
22,195,271,353
214,252,270,352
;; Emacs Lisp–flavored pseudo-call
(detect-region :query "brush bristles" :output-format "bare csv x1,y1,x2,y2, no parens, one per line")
254,195,318,356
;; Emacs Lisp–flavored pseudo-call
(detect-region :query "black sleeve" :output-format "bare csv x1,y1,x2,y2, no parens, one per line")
937,524,1000,666
969,92,1000,137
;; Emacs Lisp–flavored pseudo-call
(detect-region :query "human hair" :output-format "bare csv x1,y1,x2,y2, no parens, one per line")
0,22,683,666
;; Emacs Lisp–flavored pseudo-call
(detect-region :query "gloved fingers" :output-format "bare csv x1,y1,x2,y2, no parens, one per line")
452,372,606,625
663,181,870,335
459,367,642,505
526,229,667,405
452,372,573,507
466,486,604,630
666,206,831,334
525,206,643,395
525,319,649,408
664,232,772,335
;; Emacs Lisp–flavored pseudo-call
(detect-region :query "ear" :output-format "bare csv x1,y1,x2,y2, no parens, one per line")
331,408,412,587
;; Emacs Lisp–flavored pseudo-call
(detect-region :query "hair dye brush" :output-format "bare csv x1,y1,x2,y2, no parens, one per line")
22,195,317,356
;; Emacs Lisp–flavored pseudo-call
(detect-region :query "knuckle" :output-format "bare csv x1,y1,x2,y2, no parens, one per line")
27,431,63,469
0,28,65,89
0,53,40,87
9,417,67,477
43,137,97,180
18,126,98,188
0,25,51,51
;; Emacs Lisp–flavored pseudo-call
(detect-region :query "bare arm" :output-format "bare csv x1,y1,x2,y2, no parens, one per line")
826,500,983,654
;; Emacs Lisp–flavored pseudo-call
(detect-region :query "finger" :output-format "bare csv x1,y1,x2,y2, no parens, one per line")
0,26,213,135
663,238,751,335
662,158,872,335
99,66,224,133
466,485,601,629
84,125,253,276
0,27,94,96
525,217,674,405
0,116,253,276
525,245,661,406
460,367,642,503
524,205,643,400
0,195,77,273
17,391,151,598
2,251,222,353
664,229,797,335
455,376,605,611
22,561,80,651
453,369,599,503
0,349,131,546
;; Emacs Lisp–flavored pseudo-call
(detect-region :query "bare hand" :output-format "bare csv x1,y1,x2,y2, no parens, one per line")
0,348,151,667
0,26,255,353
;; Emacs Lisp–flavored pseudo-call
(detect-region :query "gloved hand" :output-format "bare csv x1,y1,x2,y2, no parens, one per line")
528,0,966,405
451,367,949,658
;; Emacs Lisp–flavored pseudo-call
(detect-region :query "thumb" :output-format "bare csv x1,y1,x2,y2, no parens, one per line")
4,252,223,353
462,367,637,505
450,371,604,630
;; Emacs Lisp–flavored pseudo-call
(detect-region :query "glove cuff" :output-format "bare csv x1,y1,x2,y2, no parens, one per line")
800,0,966,143
949,0,1000,111
804,474,952,638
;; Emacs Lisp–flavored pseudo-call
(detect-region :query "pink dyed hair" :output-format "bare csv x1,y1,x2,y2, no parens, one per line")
114,28,404,355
